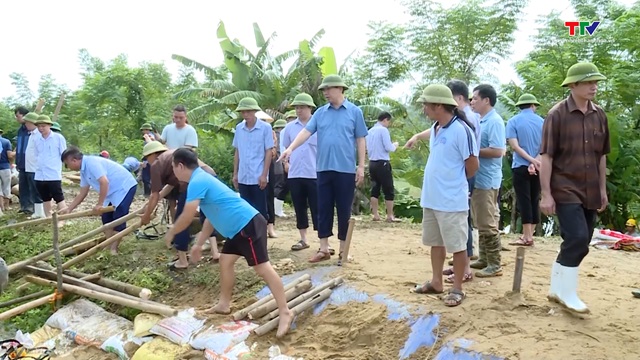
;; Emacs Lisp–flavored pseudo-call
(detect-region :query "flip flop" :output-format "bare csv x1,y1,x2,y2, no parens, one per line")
291,240,310,251
411,282,444,294
445,272,473,283
386,218,402,223
168,263,188,271
442,267,454,276
509,238,534,246
632,289,640,298
443,289,466,307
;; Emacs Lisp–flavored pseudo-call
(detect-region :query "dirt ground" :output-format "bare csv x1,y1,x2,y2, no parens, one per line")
17,185,640,360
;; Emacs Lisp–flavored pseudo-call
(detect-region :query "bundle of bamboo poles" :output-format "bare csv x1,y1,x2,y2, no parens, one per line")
228,274,344,337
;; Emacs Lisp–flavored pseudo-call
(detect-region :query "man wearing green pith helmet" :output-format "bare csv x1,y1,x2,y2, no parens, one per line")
540,62,609,314
279,76,368,263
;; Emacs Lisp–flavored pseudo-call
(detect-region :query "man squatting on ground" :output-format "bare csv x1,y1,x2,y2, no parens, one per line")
166,148,293,338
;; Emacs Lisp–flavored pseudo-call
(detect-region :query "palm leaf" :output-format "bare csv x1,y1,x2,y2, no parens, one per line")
171,54,219,78
308,29,326,49
218,91,267,105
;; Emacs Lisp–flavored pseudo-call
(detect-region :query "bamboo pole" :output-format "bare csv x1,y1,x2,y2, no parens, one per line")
254,288,333,337
80,272,101,281
34,261,149,299
512,247,526,293
230,273,311,321
60,236,105,256
261,277,344,321
51,93,65,122
8,208,144,274
0,207,114,231
338,218,356,266
33,99,45,113
0,295,52,321
23,266,169,309
248,280,312,320
0,290,50,309
62,221,141,269
24,276,177,317
52,212,63,309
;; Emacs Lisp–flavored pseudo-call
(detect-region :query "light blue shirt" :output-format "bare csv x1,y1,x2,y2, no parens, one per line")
232,119,274,185
80,155,138,207
305,100,368,174
161,123,198,149
122,157,140,173
187,167,259,238
421,117,478,212
475,109,506,190
462,105,481,154
283,119,317,179
366,123,396,161
505,109,544,168
279,126,287,155
33,132,67,181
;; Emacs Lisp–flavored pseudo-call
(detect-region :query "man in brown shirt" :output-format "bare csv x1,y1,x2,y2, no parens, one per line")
539,62,609,314
140,142,216,270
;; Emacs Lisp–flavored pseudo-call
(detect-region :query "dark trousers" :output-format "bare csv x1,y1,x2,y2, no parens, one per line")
142,165,151,197
18,171,41,213
369,160,395,201
512,166,541,224
238,184,269,222
172,191,192,252
317,171,355,241
288,178,318,230
467,176,476,257
275,173,289,201
556,203,597,267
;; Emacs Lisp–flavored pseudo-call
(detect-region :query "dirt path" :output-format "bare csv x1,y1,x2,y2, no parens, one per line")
257,213,640,359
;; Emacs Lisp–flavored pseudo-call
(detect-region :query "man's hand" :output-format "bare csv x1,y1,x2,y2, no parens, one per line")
140,213,151,226
258,175,268,190
278,148,292,163
164,231,174,249
92,204,103,214
404,136,418,149
540,193,556,216
532,158,542,170
190,244,203,264
527,163,537,175
356,166,365,186
393,141,399,148
598,192,608,213
232,174,239,190
58,207,71,216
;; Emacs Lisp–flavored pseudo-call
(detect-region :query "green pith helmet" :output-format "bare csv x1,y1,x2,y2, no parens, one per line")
235,97,262,112
561,62,607,87
23,113,39,123
140,123,153,131
51,122,61,132
34,115,53,125
273,119,287,129
318,75,349,90
417,84,458,106
290,93,316,108
284,110,297,119
142,141,168,157
515,93,541,106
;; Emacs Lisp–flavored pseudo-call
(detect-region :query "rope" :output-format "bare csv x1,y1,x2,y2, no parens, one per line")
48,290,64,311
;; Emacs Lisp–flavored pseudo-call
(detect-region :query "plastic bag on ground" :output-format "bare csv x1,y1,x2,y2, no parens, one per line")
190,320,258,352
204,341,253,360
130,337,193,360
133,313,163,337
149,308,205,345
268,345,304,360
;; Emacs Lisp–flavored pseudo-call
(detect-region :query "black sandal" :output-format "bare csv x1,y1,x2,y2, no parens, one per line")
291,240,310,251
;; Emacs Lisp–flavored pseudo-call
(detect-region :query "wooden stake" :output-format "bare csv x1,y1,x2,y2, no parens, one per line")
52,93,65,122
62,222,141,269
34,98,45,113
0,207,114,231
60,236,105,256
8,207,144,274
254,288,333,337
231,273,311,321
512,247,526,293
52,212,63,309
338,217,356,266
24,276,177,317
261,277,344,321
23,266,168,308
0,295,52,321
248,280,312,320
0,290,50,309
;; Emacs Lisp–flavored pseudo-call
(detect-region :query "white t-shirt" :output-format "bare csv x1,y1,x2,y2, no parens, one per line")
161,123,198,149
25,129,41,173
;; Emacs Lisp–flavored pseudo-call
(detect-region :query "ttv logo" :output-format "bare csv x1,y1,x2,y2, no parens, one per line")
564,21,601,36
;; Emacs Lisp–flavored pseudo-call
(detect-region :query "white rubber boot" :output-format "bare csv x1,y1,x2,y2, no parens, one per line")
30,203,45,219
274,198,286,218
553,264,589,313
547,261,561,303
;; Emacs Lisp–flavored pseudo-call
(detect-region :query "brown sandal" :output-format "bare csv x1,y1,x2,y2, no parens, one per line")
309,250,330,263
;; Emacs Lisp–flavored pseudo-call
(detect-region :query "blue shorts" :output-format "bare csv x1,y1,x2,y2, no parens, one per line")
101,185,137,232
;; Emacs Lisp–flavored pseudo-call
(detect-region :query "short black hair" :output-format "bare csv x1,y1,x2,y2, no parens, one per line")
14,106,29,116
377,111,392,122
61,146,83,162
446,79,469,100
172,147,199,170
473,84,497,107
173,105,187,113
518,104,534,110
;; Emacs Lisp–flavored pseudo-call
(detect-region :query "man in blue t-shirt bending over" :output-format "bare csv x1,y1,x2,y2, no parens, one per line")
164,148,293,338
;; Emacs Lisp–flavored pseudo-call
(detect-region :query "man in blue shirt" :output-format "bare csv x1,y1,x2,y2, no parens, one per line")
14,107,36,215
506,94,544,247
470,84,506,278
60,146,138,255
366,111,399,222
167,148,293,338
411,84,478,307
279,75,368,263
0,130,13,214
